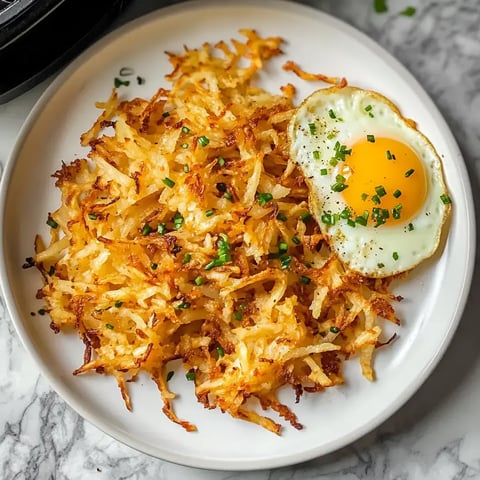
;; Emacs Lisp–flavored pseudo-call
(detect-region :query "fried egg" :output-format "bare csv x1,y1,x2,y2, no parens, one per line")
289,86,451,277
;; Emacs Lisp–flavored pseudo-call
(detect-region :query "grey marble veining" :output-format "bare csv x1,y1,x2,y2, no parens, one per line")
1,0,480,478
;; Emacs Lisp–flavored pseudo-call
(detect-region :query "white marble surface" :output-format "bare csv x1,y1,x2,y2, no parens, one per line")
1,0,479,478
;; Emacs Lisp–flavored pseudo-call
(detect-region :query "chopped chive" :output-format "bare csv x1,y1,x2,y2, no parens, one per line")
183,164,190,173
217,156,225,167
115,301,123,308
119,67,134,76
223,192,233,200
233,311,243,321
182,126,190,134
46,216,58,229
375,185,387,197
308,123,316,134
393,189,402,198
182,253,191,264
330,326,340,333
313,150,320,160
329,158,338,167
136,76,145,85
365,105,373,112
173,212,184,229
256,192,273,206
106,323,114,330
327,132,337,140
405,169,415,177
371,194,381,205
292,236,301,245
377,263,385,268
386,150,393,160
151,263,158,270
328,109,336,119
162,177,175,188
278,242,288,253
440,194,452,205
355,215,368,226
280,255,292,270
162,111,170,118
367,134,375,143
216,182,227,193
198,135,210,147
181,143,189,149
374,0,388,13
331,182,348,192
299,276,311,285
321,213,333,225
157,223,167,235
186,371,196,381
361,193,368,201
393,251,399,261
320,168,328,176
300,212,312,222
175,301,191,310
276,212,288,222
166,371,174,381
336,174,346,183
392,204,403,220
216,346,225,357
88,213,97,220
194,276,204,286
340,208,351,219
400,6,416,16
347,219,356,227
205,209,214,217
114,77,129,88
408,223,414,231
142,224,153,235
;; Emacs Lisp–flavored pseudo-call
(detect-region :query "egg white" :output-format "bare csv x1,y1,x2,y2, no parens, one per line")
289,86,451,277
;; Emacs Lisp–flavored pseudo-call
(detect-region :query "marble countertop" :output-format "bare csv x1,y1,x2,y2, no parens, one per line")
1,0,479,478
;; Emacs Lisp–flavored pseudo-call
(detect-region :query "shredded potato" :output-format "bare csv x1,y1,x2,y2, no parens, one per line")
33,30,401,434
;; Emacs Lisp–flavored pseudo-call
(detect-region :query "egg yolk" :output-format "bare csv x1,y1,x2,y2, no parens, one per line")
339,137,427,225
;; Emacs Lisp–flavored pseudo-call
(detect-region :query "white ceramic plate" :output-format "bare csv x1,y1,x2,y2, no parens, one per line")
0,0,475,471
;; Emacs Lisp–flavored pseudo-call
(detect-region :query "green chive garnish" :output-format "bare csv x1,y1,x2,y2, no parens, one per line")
175,301,191,310
217,156,225,167
330,326,340,333
300,212,312,222
223,192,233,200
205,209,214,217
331,182,348,192
375,185,387,197
173,212,184,229
141,224,152,235
186,371,195,381
320,168,328,175
233,311,243,321
256,192,273,206
114,301,123,308
386,150,393,160
440,194,452,205
292,236,301,245
106,323,114,330
328,109,336,119
371,195,381,205
278,242,288,253
194,276,203,286
374,0,388,13
182,126,190,134
377,263,385,268
183,164,190,173
151,263,158,270
321,213,333,225
405,169,414,177
157,223,166,234
393,189,402,198
280,255,292,270
163,177,175,188
308,123,316,134
365,105,373,112
367,134,375,143
361,193,368,201
276,212,287,222
182,253,191,264
347,219,356,227
166,371,174,381
181,143,189,149
114,78,129,88
300,276,311,285
46,216,58,229
198,135,210,147
393,251,399,261
313,150,320,160
162,111,170,118
216,346,225,357
408,223,414,231
400,6,416,16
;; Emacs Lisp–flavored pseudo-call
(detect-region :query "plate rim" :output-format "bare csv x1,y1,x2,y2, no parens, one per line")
0,0,476,471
